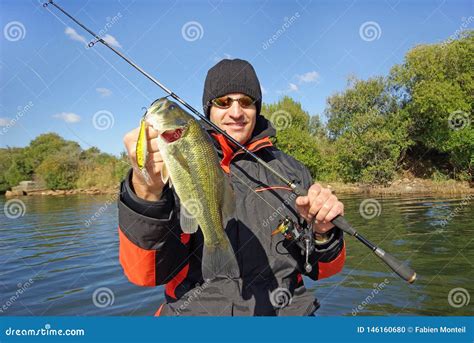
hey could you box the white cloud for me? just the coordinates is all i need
[213,53,232,63]
[65,27,87,45]
[261,86,268,95]
[288,83,299,92]
[96,87,113,97]
[296,71,319,84]
[0,118,12,127]
[276,83,299,94]
[53,112,81,123]
[102,34,122,48]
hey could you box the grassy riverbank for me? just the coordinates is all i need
[325,178,473,195]
[4,178,472,197]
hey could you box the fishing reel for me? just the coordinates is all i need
[272,217,315,273]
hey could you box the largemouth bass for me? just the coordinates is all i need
[136,97,239,281]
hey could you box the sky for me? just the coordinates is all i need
[0,0,472,155]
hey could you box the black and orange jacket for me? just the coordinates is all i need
[118,116,346,316]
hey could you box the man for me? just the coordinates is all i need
[119,59,346,316]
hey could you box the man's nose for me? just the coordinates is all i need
[228,101,244,119]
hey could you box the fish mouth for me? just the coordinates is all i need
[161,127,185,143]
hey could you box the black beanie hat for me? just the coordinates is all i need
[202,58,262,117]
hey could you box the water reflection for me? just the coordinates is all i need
[0,194,472,316]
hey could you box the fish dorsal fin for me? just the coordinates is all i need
[180,204,199,234]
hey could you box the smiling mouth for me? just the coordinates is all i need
[224,122,247,127]
[161,128,184,143]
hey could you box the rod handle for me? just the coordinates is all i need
[374,248,417,284]
[292,184,357,236]
[291,184,307,196]
[331,215,358,236]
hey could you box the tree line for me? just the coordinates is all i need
[263,31,472,184]
[0,31,472,192]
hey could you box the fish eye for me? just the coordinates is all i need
[168,104,176,110]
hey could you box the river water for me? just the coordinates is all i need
[0,193,472,316]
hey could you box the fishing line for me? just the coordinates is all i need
[43,0,416,284]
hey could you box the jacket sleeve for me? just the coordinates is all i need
[118,169,190,287]
[299,165,346,281]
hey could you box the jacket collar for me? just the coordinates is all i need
[208,115,275,173]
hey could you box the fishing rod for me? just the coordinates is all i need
[43,0,416,284]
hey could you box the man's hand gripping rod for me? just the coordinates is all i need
[290,184,416,284]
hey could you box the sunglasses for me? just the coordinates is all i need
[210,95,256,109]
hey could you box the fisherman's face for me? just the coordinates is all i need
[209,93,257,145]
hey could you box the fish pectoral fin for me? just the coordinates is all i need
[161,163,171,186]
[179,206,199,234]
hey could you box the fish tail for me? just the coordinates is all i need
[201,243,240,281]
